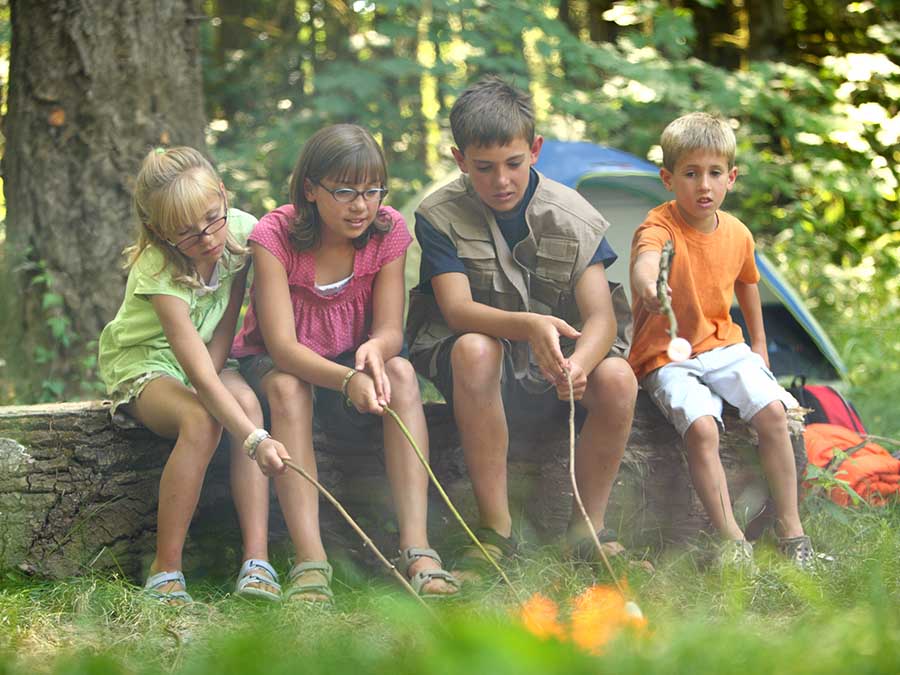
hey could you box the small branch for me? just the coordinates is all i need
[658,240,677,340]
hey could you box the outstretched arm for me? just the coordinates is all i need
[432,271,581,383]
[631,249,667,314]
[735,280,769,367]
[152,292,288,475]
[206,261,250,372]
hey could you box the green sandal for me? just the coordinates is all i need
[566,527,626,562]
[397,547,460,597]
[453,527,519,581]
[284,561,334,604]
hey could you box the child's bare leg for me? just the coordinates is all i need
[265,372,327,566]
[567,358,636,545]
[222,370,277,593]
[382,357,455,594]
[450,333,511,537]
[751,401,803,538]
[684,416,744,540]
[131,377,223,592]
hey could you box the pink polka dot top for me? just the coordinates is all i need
[232,204,412,359]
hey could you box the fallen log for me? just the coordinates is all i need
[0,396,805,579]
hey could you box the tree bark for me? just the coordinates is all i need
[2,0,206,401]
[0,395,805,580]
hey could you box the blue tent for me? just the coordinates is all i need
[535,140,846,380]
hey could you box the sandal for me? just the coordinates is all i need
[778,535,816,571]
[566,527,627,562]
[144,570,193,606]
[397,547,460,597]
[452,527,519,582]
[235,559,282,602]
[284,561,334,604]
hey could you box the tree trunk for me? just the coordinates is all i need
[0,395,806,580]
[2,0,207,401]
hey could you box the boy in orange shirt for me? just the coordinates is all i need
[629,112,813,570]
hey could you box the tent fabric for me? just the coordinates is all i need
[534,139,846,380]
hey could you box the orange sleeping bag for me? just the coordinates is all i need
[803,423,900,506]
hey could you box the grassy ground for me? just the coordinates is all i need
[2,501,899,674]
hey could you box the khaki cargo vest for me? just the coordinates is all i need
[407,171,631,390]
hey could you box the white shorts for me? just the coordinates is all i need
[641,342,798,438]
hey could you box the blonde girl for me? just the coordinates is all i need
[232,124,458,601]
[98,147,288,604]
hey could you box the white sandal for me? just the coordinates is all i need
[144,570,193,605]
[235,559,282,602]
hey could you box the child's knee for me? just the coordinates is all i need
[685,415,719,449]
[451,333,502,384]
[266,374,312,419]
[751,400,788,432]
[384,357,420,403]
[233,384,264,422]
[588,358,637,401]
[178,405,223,456]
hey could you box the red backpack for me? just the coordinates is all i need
[789,376,866,434]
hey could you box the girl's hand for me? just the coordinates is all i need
[347,370,384,415]
[255,437,289,476]
[355,340,390,406]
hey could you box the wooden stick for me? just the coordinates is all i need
[280,457,435,615]
[658,240,677,340]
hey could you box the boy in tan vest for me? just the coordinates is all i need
[629,112,814,570]
[406,76,637,580]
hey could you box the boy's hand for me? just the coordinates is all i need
[255,437,289,476]
[527,314,581,382]
[554,360,587,401]
[638,280,669,314]
[347,370,385,416]
[355,340,390,406]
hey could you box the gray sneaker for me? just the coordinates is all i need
[778,535,816,571]
[718,538,757,574]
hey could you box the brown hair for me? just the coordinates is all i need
[449,76,535,153]
[126,146,247,287]
[287,124,391,252]
[660,112,736,171]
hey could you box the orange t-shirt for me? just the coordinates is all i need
[627,201,760,380]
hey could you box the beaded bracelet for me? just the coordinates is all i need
[243,428,270,460]
[341,367,361,405]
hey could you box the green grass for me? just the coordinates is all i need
[2,502,900,674]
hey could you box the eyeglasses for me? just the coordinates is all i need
[169,198,228,251]
[316,183,389,204]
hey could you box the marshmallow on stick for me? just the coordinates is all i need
[657,240,691,362]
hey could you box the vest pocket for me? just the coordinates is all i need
[458,237,496,298]
[535,237,578,282]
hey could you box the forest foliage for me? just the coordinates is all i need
[0,0,898,431]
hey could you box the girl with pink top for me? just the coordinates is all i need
[232,124,459,602]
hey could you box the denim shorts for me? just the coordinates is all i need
[641,342,798,438]
[237,349,380,441]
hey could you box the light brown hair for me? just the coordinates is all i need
[660,112,736,171]
[287,124,391,252]
[449,76,535,153]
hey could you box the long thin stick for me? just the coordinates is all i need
[658,240,677,340]
[564,371,626,596]
[382,406,523,603]
[280,457,434,614]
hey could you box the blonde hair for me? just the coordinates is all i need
[660,113,736,171]
[125,146,248,288]
[288,124,391,252]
